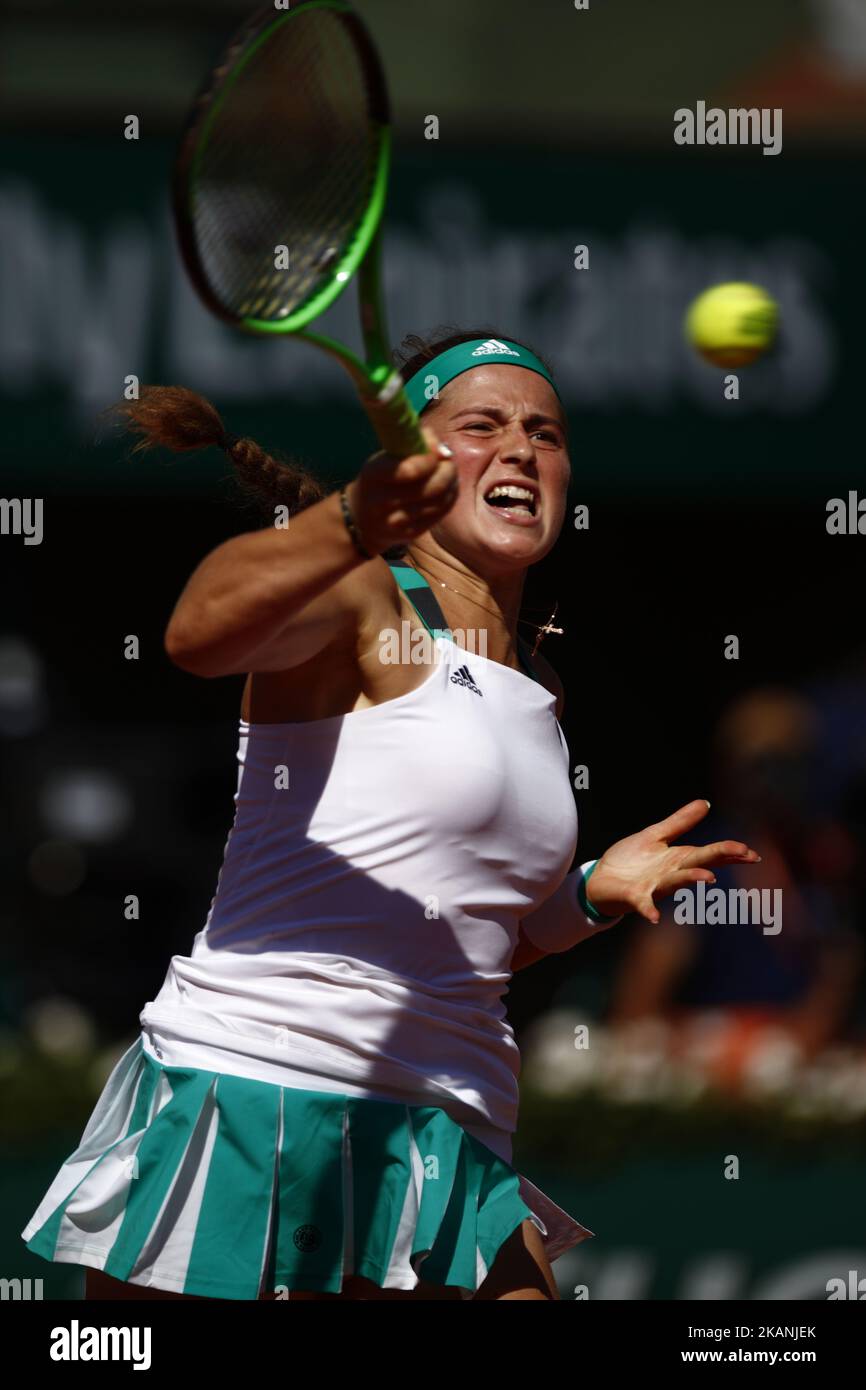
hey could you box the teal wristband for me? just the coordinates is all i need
[577,860,620,925]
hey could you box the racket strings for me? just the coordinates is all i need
[191,11,379,322]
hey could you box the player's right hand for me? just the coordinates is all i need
[344,426,459,555]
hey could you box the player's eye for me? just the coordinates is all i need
[534,429,559,443]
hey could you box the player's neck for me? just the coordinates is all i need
[404,547,526,663]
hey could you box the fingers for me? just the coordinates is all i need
[649,798,712,843]
[422,424,452,458]
[639,868,716,915]
[353,429,460,550]
[642,853,764,921]
[665,868,717,891]
[678,842,762,869]
[714,841,761,862]
[386,427,453,493]
[383,470,458,537]
[609,823,762,930]
[637,896,661,926]
[386,454,457,515]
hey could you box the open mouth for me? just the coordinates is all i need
[483,485,538,518]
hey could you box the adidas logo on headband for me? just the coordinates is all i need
[471,339,521,357]
[403,335,561,415]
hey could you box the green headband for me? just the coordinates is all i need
[403,337,562,415]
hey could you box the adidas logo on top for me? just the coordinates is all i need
[450,663,483,696]
[471,339,520,358]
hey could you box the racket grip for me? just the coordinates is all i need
[360,377,428,459]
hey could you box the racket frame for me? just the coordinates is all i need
[172,0,427,455]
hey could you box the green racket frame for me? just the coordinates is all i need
[173,0,427,458]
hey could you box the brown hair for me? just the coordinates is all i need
[111,324,560,558]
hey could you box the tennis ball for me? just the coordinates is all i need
[685,282,779,368]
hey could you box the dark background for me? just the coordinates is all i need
[2,0,865,1300]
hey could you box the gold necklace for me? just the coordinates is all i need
[407,557,507,624]
[405,556,564,659]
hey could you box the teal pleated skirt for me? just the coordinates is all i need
[21,1038,585,1299]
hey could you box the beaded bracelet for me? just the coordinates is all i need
[339,484,373,560]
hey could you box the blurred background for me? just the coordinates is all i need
[2,0,865,1300]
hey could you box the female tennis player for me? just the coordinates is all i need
[21,327,759,1301]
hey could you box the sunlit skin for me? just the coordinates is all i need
[405,363,761,926]
[404,363,570,639]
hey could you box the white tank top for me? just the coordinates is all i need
[140,560,578,1146]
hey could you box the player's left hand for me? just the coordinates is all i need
[586,799,761,926]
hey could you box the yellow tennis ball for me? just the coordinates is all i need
[685,282,779,368]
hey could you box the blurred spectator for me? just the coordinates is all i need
[608,687,864,1092]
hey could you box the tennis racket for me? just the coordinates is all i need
[172,0,427,460]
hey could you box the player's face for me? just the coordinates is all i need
[427,366,570,569]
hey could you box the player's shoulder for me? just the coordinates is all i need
[528,646,565,720]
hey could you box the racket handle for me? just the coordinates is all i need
[360,375,428,459]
